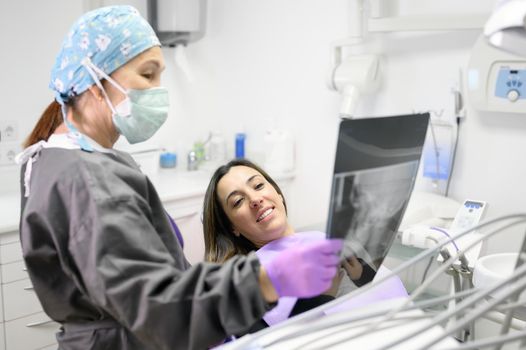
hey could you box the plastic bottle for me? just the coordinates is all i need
[193,141,205,162]
[235,133,246,158]
[209,132,227,164]
[264,129,294,174]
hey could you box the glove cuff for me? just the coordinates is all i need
[263,259,284,297]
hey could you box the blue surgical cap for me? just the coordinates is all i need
[50,5,160,105]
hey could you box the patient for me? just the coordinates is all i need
[203,159,376,332]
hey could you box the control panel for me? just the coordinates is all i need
[467,35,526,114]
[494,67,526,102]
[450,199,487,233]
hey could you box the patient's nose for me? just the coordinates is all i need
[250,198,263,209]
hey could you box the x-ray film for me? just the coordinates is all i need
[326,114,430,285]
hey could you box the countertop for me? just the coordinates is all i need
[0,169,213,235]
[0,168,297,234]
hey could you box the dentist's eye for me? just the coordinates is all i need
[142,72,154,80]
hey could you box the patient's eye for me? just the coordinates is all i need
[233,197,244,208]
[255,183,264,190]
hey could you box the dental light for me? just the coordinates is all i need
[484,0,526,57]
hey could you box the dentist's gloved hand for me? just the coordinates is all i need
[262,239,343,298]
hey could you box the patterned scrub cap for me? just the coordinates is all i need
[50,5,160,105]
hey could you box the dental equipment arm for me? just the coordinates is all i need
[328,54,380,118]
[417,263,526,350]
[314,219,526,350]
[372,218,526,350]
[484,0,526,57]
[221,214,526,350]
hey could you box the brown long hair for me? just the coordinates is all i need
[203,159,288,263]
[23,100,63,148]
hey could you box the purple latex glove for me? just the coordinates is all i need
[263,239,343,298]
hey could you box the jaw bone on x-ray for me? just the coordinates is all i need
[326,114,430,285]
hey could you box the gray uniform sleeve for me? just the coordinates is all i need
[69,192,271,349]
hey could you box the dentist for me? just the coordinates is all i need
[16,5,342,350]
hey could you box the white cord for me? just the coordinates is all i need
[373,219,526,350]
[417,264,526,350]
[314,221,526,350]
[288,289,480,350]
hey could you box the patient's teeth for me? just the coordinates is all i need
[257,208,273,222]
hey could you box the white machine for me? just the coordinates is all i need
[467,0,526,114]
[400,193,487,269]
[147,0,207,47]
[450,200,487,234]
[467,35,526,113]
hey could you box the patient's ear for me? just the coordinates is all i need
[232,229,241,237]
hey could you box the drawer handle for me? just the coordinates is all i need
[172,212,198,220]
[24,286,34,291]
[3,239,20,245]
[26,319,54,327]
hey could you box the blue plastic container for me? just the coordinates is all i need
[160,152,177,168]
[235,133,246,158]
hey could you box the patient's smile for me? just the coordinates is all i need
[257,207,274,222]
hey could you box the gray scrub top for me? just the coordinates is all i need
[19,147,272,350]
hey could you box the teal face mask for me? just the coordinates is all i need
[112,87,169,144]
[82,58,169,144]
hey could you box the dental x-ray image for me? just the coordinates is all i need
[326,114,430,286]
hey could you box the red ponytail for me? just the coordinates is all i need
[23,101,63,148]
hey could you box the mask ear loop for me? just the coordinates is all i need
[81,57,128,116]
[82,58,118,115]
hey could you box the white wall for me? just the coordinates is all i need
[0,0,84,192]
[157,0,348,232]
[2,0,526,254]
